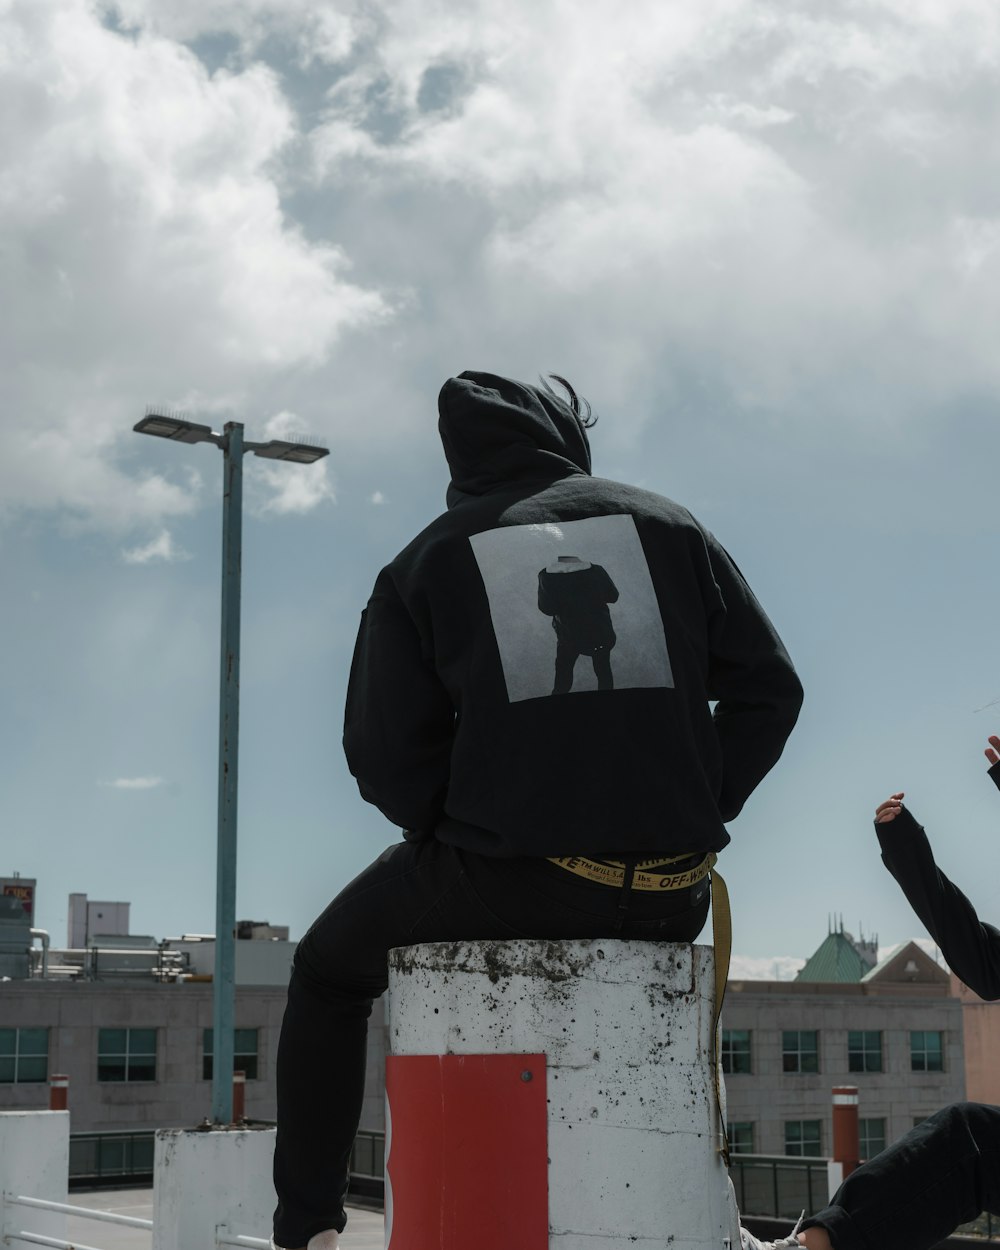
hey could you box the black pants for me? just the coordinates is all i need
[801,1102,1000,1250]
[553,639,614,693]
[272,838,710,1247]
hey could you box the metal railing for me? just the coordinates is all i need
[28,943,191,982]
[3,1192,274,1249]
[729,1153,829,1221]
[731,1155,1000,1241]
[2,1191,153,1250]
[69,1130,155,1187]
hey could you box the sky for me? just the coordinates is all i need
[4,0,1000,976]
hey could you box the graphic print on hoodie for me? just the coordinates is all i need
[469,513,674,702]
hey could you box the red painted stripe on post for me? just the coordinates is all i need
[49,1075,69,1111]
[385,1053,548,1250]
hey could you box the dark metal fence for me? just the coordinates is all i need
[729,1153,829,1220]
[69,1131,155,1187]
[64,1130,999,1238]
[67,1126,387,1195]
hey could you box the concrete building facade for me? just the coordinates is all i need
[949,973,1000,1106]
[0,975,389,1135]
[721,938,966,1158]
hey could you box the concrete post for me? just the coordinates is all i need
[827,1086,860,1200]
[48,1073,69,1111]
[386,938,736,1250]
[233,1070,246,1122]
[152,1125,276,1250]
[0,1111,68,1246]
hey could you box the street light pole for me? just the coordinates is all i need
[133,410,328,1123]
[213,421,243,1122]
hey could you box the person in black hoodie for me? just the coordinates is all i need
[744,735,1000,1250]
[538,553,619,692]
[270,371,803,1250]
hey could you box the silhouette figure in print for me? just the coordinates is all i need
[537,555,619,693]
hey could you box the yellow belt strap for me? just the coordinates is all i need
[710,866,732,1166]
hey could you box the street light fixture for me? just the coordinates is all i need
[134,413,219,445]
[133,409,329,1123]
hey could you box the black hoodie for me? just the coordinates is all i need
[876,764,1000,1000]
[343,371,803,858]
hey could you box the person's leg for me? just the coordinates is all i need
[799,1102,1000,1250]
[591,646,614,691]
[272,839,483,1247]
[553,638,578,693]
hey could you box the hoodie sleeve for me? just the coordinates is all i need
[703,536,804,822]
[343,569,455,836]
[876,778,1000,1000]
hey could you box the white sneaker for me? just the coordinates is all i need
[270,1232,339,1250]
[740,1211,805,1250]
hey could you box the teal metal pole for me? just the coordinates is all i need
[212,421,243,1123]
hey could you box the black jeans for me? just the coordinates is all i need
[801,1102,1000,1250]
[272,838,710,1247]
[553,638,614,692]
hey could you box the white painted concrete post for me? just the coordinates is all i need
[387,938,738,1250]
[152,1125,276,1250]
[0,1110,68,1245]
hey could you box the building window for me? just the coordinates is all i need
[848,1030,882,1073]
[721,1029,752,1074]
[910,1031,944,1072]
[784,1120,822,1157]
[0,1028,48,1084]
[859,1117,886,1160]
[203,1028,259,1080]
[782,1030,819,1073]
[97,1028,157,1082]
[728,1121,755,1154]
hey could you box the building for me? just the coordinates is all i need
[950,972,1000,1105]
[721,926,966,1158]
[0,883,389,1137]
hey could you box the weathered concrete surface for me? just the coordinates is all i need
[0,1110,68,1245]
[152,1124,275,1250]
[387,938,737,1249]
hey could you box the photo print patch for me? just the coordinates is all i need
[469,514,674,702]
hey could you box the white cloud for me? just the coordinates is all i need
[0,0,389,531]
[370,490,386,505]
[730,954,805,982]
[301,0,1000,428]
[245,410,336,514]
[121,529,191,564]
[252,460,335,514]
[7,0,1000,536]
[103,776,165,790]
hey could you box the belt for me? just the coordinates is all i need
[547,852,714,891]
[548,848,733,1166]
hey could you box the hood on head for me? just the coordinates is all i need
[438,371,593,507]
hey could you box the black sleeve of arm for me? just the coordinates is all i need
[704,537,804,822]
[343,571,455,836]
[877,805,1000,1000]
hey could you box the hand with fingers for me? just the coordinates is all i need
[985,734,1000,766]
[875,792,905,824]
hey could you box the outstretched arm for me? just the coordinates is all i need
[875,738,1000,1000]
